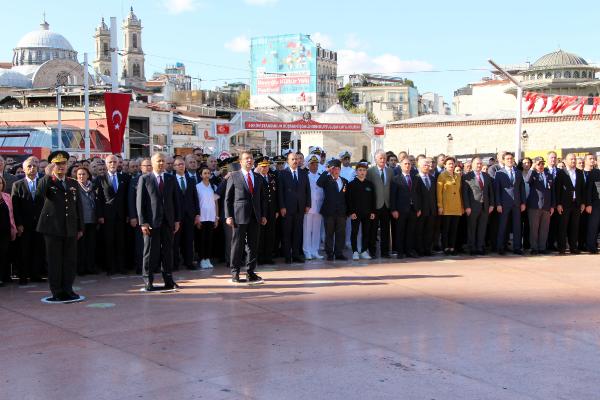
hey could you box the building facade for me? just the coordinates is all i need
[315,44,338,112]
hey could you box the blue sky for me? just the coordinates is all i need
[2,0,598,101]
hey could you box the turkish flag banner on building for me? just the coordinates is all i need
[104,93,131,154]
[216,124,230,134]
[373,126,385,136]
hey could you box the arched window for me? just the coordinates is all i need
[545,71,552,79]
[27,52,32,64]
[104,69,110,76]
[564,71,571,78]
[103,42,109,57]
[588,93,595,105]
[573,71,580,78]
[554,71,562,79]
[133,63,140,77]
[581,71,587,79]
[132,33,138,49]
[537,73,543,79]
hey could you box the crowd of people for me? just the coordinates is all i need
[0,145,598,300]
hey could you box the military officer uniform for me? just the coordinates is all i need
[36,151,84,302]
[256,157,279,264]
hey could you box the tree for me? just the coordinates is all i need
[350,106,379,124]
[338,83,354,110]
[237,89,250,109]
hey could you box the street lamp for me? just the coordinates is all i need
[488,59,523,162]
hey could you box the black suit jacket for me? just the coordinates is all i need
[462,171,494,210]
[316,173,348,218]
[555,168,585,208]
[128,173,142,220]
[225,170,265,224]
[174,174,200,220]
[259,171,279,218]
[390,173,417,213]
[277,168,311,215]
[35,175,84,238]
[11,178,43,230]
[586,169,600,206]
[414,174,437,216]
[95,172,130,221]
[136,173,181,229]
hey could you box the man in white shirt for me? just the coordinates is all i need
[303,155,324,260]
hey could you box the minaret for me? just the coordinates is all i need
[93,17,111,77]
[121,7,145,86]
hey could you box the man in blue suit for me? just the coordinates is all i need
[277,152,311,264]
[493,152,526,255]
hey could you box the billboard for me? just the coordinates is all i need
[250,34,317,109]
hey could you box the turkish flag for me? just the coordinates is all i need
[373,126,385,136]
[104,93,131,154]
[216,124,230,134]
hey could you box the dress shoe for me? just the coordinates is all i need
[144,284,155,292]
[19,278,29,286]
[570,249,581,255]
[540,250,550,255]
[66,292,80,301]
[381,254,392,259]
[263,259,275,265]
[326,255,334,261]
[336,254,348,261]
[396,253,405,259]
[292,256,306,263]
[558,251,566,256]
[407,251,420,258]
[231,274,242,284]
[31,276,46,283]
[530,249,539,255]
[478,250,487,256]
[513,249,524,255]
[498,250,506,255]
[163,282,180,290]
[285,258,293,265]
[469,250,478,256]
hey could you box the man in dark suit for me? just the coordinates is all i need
[255,156,278,265]
[544,151,560,250]
[136,152,181,291]
[493,152,526,255]
[128,158,152,274]
[11,156,45,284]
[36,151,84,302]
[277,152,311,263]
[413,157,437,256]
[0,155,17,194]
[462,157,494,255]
[390,157,419,258]
[96,154,130,274]
[555,153,586,254]
[317,159,348,261]
[225,150,267,284]
[527,157,555,255]
[173,156,200,270]
[366,150,394,258]
[585,156,600,253]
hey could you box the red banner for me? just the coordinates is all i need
[216,124,230,134]
[104,93,131,154]
[373,126,385,136]
[244,119,363,131]
[524,91,600,120]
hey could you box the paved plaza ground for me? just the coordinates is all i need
[1,254,599,399]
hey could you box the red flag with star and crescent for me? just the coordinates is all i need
[104,93,131,154]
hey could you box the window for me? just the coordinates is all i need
[564,71,571,78]
[537,73,543,79]
[545,71,552,79]
[103,42,109,57]
[588,94,595,105]
[104,69,110,76]
[554,71,562,79]
[132,33,138,49]
[133,63,141,77]
[573,71,580,78]
[581,71,587,79]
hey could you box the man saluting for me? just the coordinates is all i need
[36,151,84,302]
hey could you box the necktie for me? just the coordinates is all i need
[380,169,385,184]
[584,171,589,183]
[112,174,118,192]
[424,176,430,189]
[293,170,298,184]
[61,180,67,191]
[477,173,484,190]
[542,174,546,187]
[179,176,186,191]
[247,172,254,195]
[405,175,412,190]
[189,173,197,185]
[158,175,164,193]
[509,169,514,184]
[29,180,35,199]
